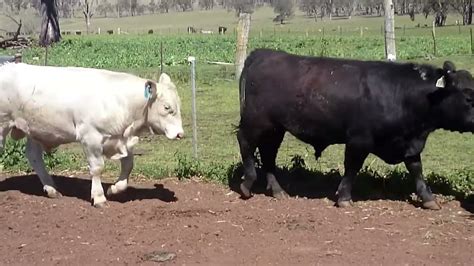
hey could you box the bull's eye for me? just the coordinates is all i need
[164,105,171,111]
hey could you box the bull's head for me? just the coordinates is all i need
[428,61,474,133]
[144,73,184,140]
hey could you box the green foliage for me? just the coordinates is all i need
[0,137,76,172]
[0,138,29,171]
[22,34,471,71]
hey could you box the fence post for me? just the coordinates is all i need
[235,13,251,80]
[384,0,396,61]
[44,46,48,66]
[188,56,198,160]
[160,41,164,74]
[432,21,437,56]
[14,53,22,63]
[471,28,473,55]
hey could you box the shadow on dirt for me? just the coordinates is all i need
[227,161,472,212]
[0,175,177,204]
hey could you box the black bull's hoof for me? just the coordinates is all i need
[422,200,441,210]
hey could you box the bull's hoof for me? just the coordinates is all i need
[93,201,108,208]
[273,190,289,200]
[422,200,441,210]
[44,186,62,198]
[92,195,108,208]
[337,200,353,208]
[106,185,121,197]
[106,186,114,197]
[240,183,252,199]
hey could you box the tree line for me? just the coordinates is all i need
[1,1,471,25]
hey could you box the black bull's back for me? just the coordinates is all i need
[237,48,474,209]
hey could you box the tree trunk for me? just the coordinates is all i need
[39,0,61,47]
[464,1,472,25]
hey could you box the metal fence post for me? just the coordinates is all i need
[44,46,48,66]
[188,56,198,159]
[160,41,164,74]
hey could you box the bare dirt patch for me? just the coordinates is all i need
[0,174,473,265]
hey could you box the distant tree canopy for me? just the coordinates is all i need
[0,0,471,25]
[271,0,294,24]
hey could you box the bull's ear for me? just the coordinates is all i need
[159,73,172,84]
[443,61,456,73]
[144,80,157,102]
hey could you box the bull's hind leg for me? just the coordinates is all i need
[25,138,62,198]
[237,128,258,198]
[259,130,288,199]
[106,153,134,196]
[404,155,441,210]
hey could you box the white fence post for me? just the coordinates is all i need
[188,56,198,159]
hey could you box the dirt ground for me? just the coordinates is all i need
[0,173,473,266]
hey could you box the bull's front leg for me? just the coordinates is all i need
[25,138,62,198]
[83,134,107,208]
[337,145,368,208]
[404,155,441,210]
[106,153,134,196]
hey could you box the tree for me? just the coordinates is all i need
[131,0,138,16]
[175,0,193,12]
[4,0,29,14]
[225,0,256,15]
[118,0,130,16]
[450,0,472,25]
[57,0,79,18]
[97,0,114,17]
[81,0,93,33]
[148,0,157,13]
[299,0,320,20]
[39,0,61,47]
[200,0,215,10]
[272,0,294,24]
[159,0,172,13]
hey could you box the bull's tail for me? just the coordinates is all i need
[238,49,263,114]
[237,49,266,131]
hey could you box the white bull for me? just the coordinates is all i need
[0,63,184,207]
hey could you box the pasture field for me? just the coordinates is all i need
[2,31,473,200]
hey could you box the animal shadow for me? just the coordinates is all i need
[227,163,341,202]
[227,162,461,207]
[0,174,177,204]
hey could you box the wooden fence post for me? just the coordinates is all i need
[432,21,437,56]
[384,0,396,60]
[14,53,22,63]
[471,28,473,55]
[235,13,251,80]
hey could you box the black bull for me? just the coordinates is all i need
[237,49,474,210]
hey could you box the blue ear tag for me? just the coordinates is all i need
[144,84,151,99]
